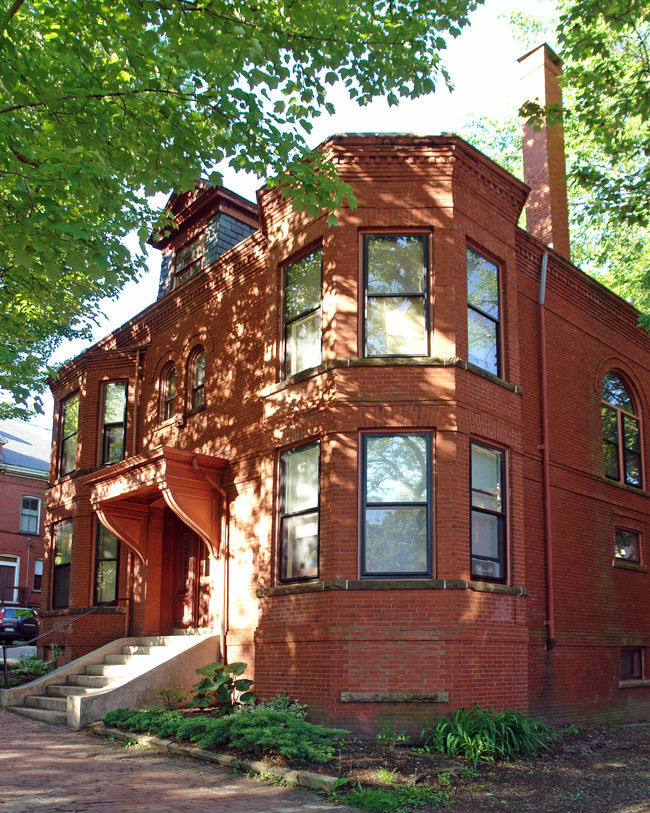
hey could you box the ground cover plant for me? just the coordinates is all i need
[101,705,347,765]
[99,665,649,812]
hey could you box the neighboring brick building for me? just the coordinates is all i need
[0,419,50,609]
[40,46,650,732]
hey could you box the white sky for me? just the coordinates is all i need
[28,0,557,428]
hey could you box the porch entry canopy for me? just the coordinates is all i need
[83,446,227,564]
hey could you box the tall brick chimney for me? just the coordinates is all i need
[519,44,570,259]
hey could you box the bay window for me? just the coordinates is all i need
[284,248,322,377]
[471,441,506,580]
[467,247,500,376]
[279,442,320,581]
[363,234,428,357]
[362,433,431,577]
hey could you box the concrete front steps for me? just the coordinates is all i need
[1,634,219,729]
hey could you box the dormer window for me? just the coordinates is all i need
[173,235,205,288]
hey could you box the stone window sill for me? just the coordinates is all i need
[613,560,647,573]
[618,678,650,689]
[258,578,528,598]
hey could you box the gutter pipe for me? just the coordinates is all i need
[538,252,556,650]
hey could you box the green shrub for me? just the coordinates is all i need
[421,705,555,768]
[241,694,307,719]
[101,706,348,764]
[205,708,347,763]
[12,644,62,678]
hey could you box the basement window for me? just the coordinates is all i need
[615,529,641,564]
[621,648,644,681]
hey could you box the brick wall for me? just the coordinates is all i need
[43,134,650,732]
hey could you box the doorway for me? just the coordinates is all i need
[161,512,212,632]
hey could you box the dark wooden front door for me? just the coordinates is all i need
[161,512,211,632]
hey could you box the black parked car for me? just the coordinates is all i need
[0,605,40,644]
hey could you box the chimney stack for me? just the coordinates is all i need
[519,44,570,259]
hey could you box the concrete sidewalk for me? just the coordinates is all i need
[0,710,358,812]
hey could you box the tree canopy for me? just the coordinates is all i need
[464,2,650,323]
[0,0,482,418]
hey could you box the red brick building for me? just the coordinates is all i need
[0,419,50,609]
[40,46,650,732]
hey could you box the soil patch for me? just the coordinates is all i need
[250,721,650,811]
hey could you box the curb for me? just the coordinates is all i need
[93,725,341,791]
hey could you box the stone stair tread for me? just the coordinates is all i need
[67,675,114,688]
[47,684,95,697]
[8,633,213,729]
[104,654,132,665]
[8,706,67,725]
[85,664,126,677]
[26,696,66,711]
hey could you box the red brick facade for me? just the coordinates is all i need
[42,131,650,735]
[0,421,49,609]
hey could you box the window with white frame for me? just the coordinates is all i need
[0,555,19,603]
[362,433,432,577]
[471,441,506,581]
[284,248,322,377]
[279,442,320,581]
[363,235,428,357]
[20,496,41,534]
[33,558,43,592]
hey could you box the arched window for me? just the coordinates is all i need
[602,372,641,487]
[190,349,205,410]
[162,364,176,421]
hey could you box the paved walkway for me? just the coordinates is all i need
[0,710,357,812]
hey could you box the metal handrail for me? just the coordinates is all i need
[2,597,132,689]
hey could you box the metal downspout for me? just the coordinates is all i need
[539,252,556,650]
